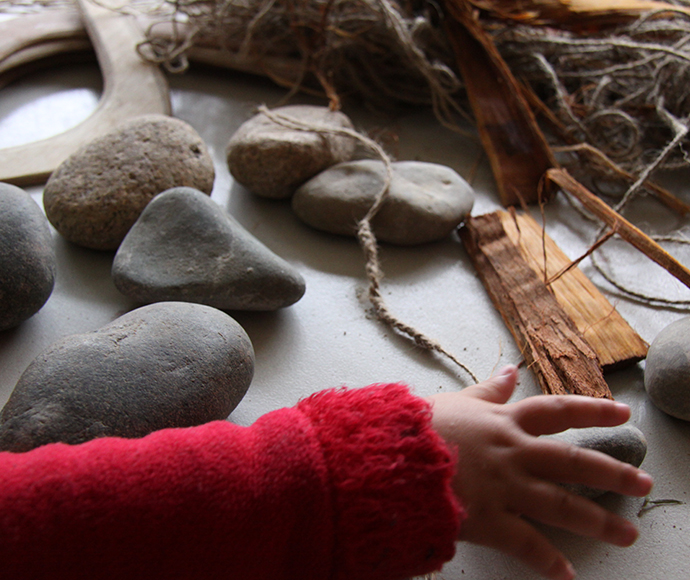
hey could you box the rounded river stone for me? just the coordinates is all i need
[0,302,254,451]
[112,187,306,310]
[226,105,356,199]
[0,182,56,331]
[292,159,475,245]
[43,114,215,250]
[547,424,647,498]
[645,316,690,421]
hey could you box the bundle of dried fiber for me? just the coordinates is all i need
[137,0,468,126]
[4,0,690,178]
[135,0,690,175]
[494,8,690,177]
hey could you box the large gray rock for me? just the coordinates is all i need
[227,105,356,199]
[0,182,56,331]
[112,187,306,310]
[644,316,690,421]
[292,159,475,245]
[43,114,215,250]
[0,302,254,451]
[547,424,648,498]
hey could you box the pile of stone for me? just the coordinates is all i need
[227,104,475,245]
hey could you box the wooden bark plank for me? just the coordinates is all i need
[499,211,648,370]
[443,1,556,207]
[459,212,612,398]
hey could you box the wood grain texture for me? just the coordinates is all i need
[460,212,613,398]
[499,210,648,370]
[0,1,170,186]
[443,1,556,207]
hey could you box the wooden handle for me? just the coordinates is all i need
[0,2,170,186]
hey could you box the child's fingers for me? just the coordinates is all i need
[460,512,575,580]
[525,439,653,496]
[510,478,639,547]
[509,394,631,436]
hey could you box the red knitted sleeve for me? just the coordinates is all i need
[297,383,464,580]
[0,383,462,580]
[0,407,334,580]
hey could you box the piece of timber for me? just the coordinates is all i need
[498,210,648,370]
[443,0,556,207]
[459,212,613,398]
[0,1,170,186]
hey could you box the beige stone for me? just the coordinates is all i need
[292,159,475,245]
[226,105,356,199]
[43,114,215,250]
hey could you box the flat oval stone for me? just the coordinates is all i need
[112,187,306,310]
[43,114,215,250]
[292,159,475,245]
[547,424,648,498]
[0,302,254,451]
[226,105,356,199]
[0,182,56,331]
[644,316,690,420]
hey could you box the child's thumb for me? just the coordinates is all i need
[463,365,518,404]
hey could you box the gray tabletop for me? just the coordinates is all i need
[1,59,689,580]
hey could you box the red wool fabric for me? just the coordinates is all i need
[0,383,463,580]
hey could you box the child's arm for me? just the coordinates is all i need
[428,365,654,580]
[0,368,652,580]
[0,383,460,580]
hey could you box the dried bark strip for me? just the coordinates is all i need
[546,168,690,289]
[460,212,612,398]
[499,211,648,370]
[466,0,690,28]
[443,1,556,207]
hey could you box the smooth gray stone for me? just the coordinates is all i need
[227,105,356,199]
[292,159,475,245]
[0,302,254,451]
[43,114,215,250]
[112,187,306,310]
[644,316,690,421]
[547,424,648,498]
[0,182,56,331]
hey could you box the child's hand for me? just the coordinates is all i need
[427,365,653,580]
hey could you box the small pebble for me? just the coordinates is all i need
[43,114,215,250]
[226,105,356,199]
[547,424,647,498]
[112,187,306,310]
[644,316,690,421]
[291,159,475,245]
[0,302,254,451]
[0,182,56,331]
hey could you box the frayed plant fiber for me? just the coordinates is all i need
[495,10,690,176]
[142,0,690,174]
[5,0,690,175]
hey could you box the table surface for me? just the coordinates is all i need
[1,51,689,580]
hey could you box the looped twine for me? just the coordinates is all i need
[257,105,478,384]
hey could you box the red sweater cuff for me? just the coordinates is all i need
[297,383,463,580]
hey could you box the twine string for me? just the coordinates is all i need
[257,106,478,384]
